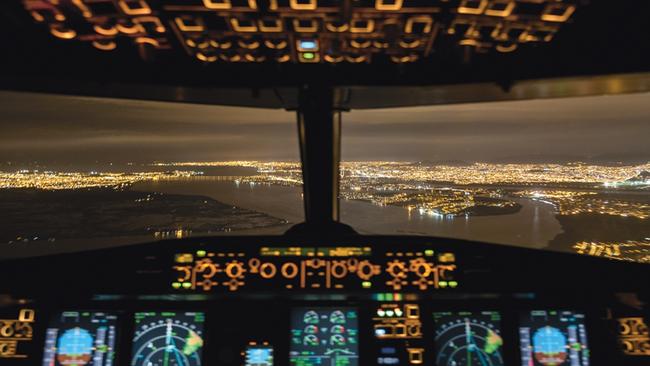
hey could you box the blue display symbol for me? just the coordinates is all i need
[57,327,94,365]
[246,347,273,366]
[533,326,568,365]
[299,40,317,50]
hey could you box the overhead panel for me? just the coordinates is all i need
[22,0,579,64]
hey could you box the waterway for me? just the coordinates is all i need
[134,178,563,249]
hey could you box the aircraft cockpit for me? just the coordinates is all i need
[0,1,649,365]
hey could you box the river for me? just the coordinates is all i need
[134,178,563,249]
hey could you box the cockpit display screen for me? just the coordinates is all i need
[131,312,205,366]
[519,310,590,366]
[246,346,274,366]
[290,307,359,366]
[42,311,118,366]
[433,311,504,366]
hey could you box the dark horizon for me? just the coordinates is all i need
[1,90,649,166]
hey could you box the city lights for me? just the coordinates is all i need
[0,170,202,190]
[1,161,648,261]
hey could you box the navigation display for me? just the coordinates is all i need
[433,311,504,366]
[42,311,118,366]
[246,346,273,366]
[519,310,590,366]
[131,312,205,366]
[290,308,359,366]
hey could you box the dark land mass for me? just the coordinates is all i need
[351,192,522,217]
[550,214,649,250]
[593,191,650,203]
[462,197,522,216]
[0,188,286,244]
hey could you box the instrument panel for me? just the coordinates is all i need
[0,303,641,366]
[0,235,647,365]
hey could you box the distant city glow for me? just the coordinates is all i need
[0,170,202,190]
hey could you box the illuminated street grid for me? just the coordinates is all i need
[573,240,650,263]
[159,161,649,219]
[3,162,647,218]
[512,190,649,219]
[340,162,650,185]
[1,161,649,261]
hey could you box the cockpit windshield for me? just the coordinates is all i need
[0,91,303,258]
[340,93,650,262]
[1,91,649,263]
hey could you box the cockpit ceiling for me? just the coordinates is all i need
[22,0,578,65]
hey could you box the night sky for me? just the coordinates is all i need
[1,90,648,165]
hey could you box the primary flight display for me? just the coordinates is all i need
[519,310,590,366]
[42,311,118,366]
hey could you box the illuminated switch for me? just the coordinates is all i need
[203,0,232,9]
[458,0,488,15]
[375,0,403,11]
[438,252,455,263]
[118,0,152,15]
[485,0,516,17]
[298,52,320,63]
[175,253,194,263]
[293,19,319,32]
[405,304,420,319]
[350,19,374,33]
[407,348,424,365]
[375,325,392,338]
[290,0,317,10]
[259,19,283,32]
[407,324,422,337]
[395,324,407,336]
[297,39,319,51]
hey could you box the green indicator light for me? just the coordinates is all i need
[182,282,192,289]
[424,249,434,256]
[386,293,394,301]
[303,52,315,60]
[376,293,385,301]
[362,281,372,289]
[449,281,458,288]
[172,282,181,289]
[196,250,206,257]
[439,281,448,288]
